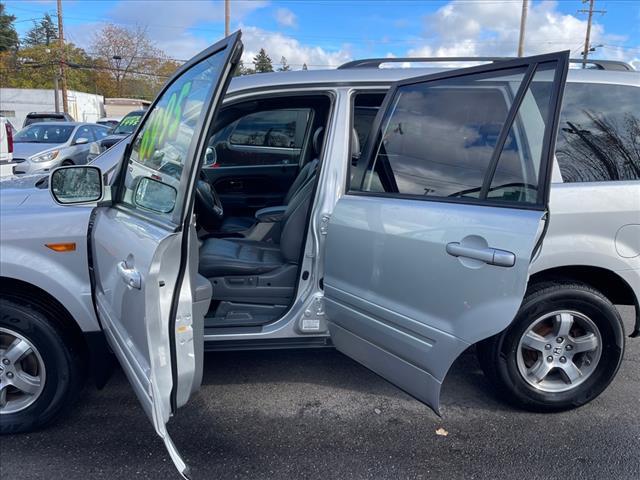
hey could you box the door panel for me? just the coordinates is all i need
[202,164,298,215]
[324,52,569,413]
[90,32,242,478]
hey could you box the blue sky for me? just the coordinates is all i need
[6,0,639,68]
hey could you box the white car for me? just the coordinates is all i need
[0,116,16,177]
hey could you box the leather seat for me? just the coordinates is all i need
[199,176,315,279]
[218,127,325,233]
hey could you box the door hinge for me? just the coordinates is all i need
[319,214,331,235]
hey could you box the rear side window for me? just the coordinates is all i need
[355,63,558,205]
[532,82,640,182]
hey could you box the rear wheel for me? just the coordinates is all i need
[0,298,84,433]
[477,281,625,411]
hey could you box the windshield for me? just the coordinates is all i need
[113,112,143,135]
[14,124,74,144]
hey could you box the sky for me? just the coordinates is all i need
[5,0,640,69]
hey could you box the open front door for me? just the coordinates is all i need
[89,32,242,478]
[324,52,569,414]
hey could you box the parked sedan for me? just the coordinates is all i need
[11,122,109,175]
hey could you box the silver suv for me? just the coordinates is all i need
[1,32,638,477]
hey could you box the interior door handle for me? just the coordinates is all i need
[117,261,142,289]
[446,242,516,267]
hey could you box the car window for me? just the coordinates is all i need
[531,82,640,183]
[14,124,74,143]
[92,126,109,140]
[119,50,227,222]
[113,112,144,135]
[355,63,558,206]
[209,108,312,167]
[73,125,94,143]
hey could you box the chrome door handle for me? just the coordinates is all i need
[117,261,142,289]
[446,242,516,267]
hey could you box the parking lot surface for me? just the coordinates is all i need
[1,308,638,480]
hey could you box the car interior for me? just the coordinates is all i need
[194,94,333,328]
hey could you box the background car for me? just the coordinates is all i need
[87,110,145,162]
[0,116,16,177]
[11,122,110,175]
[95,117,121,130]
[22,112,75,128]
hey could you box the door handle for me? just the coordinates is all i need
[117,261,142,289]
[446,242,516,267]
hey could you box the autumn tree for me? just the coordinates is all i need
[277,56,291,72]
[0,3,19,52]
[23,13,58,47]
[253,48,273,73]
[91,23,162,97]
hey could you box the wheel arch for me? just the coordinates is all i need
[529,265,639,337]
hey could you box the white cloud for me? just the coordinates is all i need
[275,7,297,28]
[240,25,351,69]
[408,0,638,66]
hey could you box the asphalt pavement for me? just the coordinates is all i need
[1,307,638,480]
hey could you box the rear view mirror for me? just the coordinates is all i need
[134,177,177,214]
[50,165,103,205]
[74,137,89,145]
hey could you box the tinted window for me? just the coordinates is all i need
[357,64,557,205]
[92,126,109,140]
[113,112,144,135]
[209,108,312,167]
[14,124,74,143]
[532,82,639,182]
[73,125,94,142]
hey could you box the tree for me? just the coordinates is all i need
[277,56,291,72]
[91,23,162,97]
[23,13,58,47]
[0,3,19,52]
[253,48,273,73]
[301,63,308,71]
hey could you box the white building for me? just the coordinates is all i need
[0,88,105,128]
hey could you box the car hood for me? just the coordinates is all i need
[13,143,63,159]
[0,174,49,206]
[99,133,129,147]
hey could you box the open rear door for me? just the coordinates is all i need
[89,32,242,478]
[324,52,569,413]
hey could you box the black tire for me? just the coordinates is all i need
[0,297,84,434]
[477,281,625,412]
[61,160,74,166]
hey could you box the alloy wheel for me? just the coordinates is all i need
[0,327,47,414]
[516,310,602,393]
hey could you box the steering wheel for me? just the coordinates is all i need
[195,171,224,222]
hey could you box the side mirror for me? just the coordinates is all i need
[134,177,177,214]
[74,137,89,145]
[50,165,103,205]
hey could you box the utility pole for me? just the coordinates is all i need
[56,0,68,113]
[225,0,230,37]
[578,0,606,67]
[517,0,529,57]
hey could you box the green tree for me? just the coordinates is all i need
[23,13,58,47]
[0,3,19,52]
[277,56,291,72]
[253,48,273,73]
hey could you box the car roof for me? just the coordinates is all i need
[24,121,89,127]
[227,65,640,95]
[26,112,71,117]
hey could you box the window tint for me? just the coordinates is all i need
[357,64,557,205]
[532,82,640,182]
[14,124,74,143]
[92,126,109,140]
[209,108,312,167]
[119,50,226,220]
[230,109,309,148]
[73,125,94,143]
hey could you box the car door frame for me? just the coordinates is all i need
[324,51,569,413]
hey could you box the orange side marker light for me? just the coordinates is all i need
[45,242,76,252]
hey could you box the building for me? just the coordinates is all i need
[0,88,105,128]
[104,98,151,118]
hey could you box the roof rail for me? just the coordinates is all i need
[337,57,635,72]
